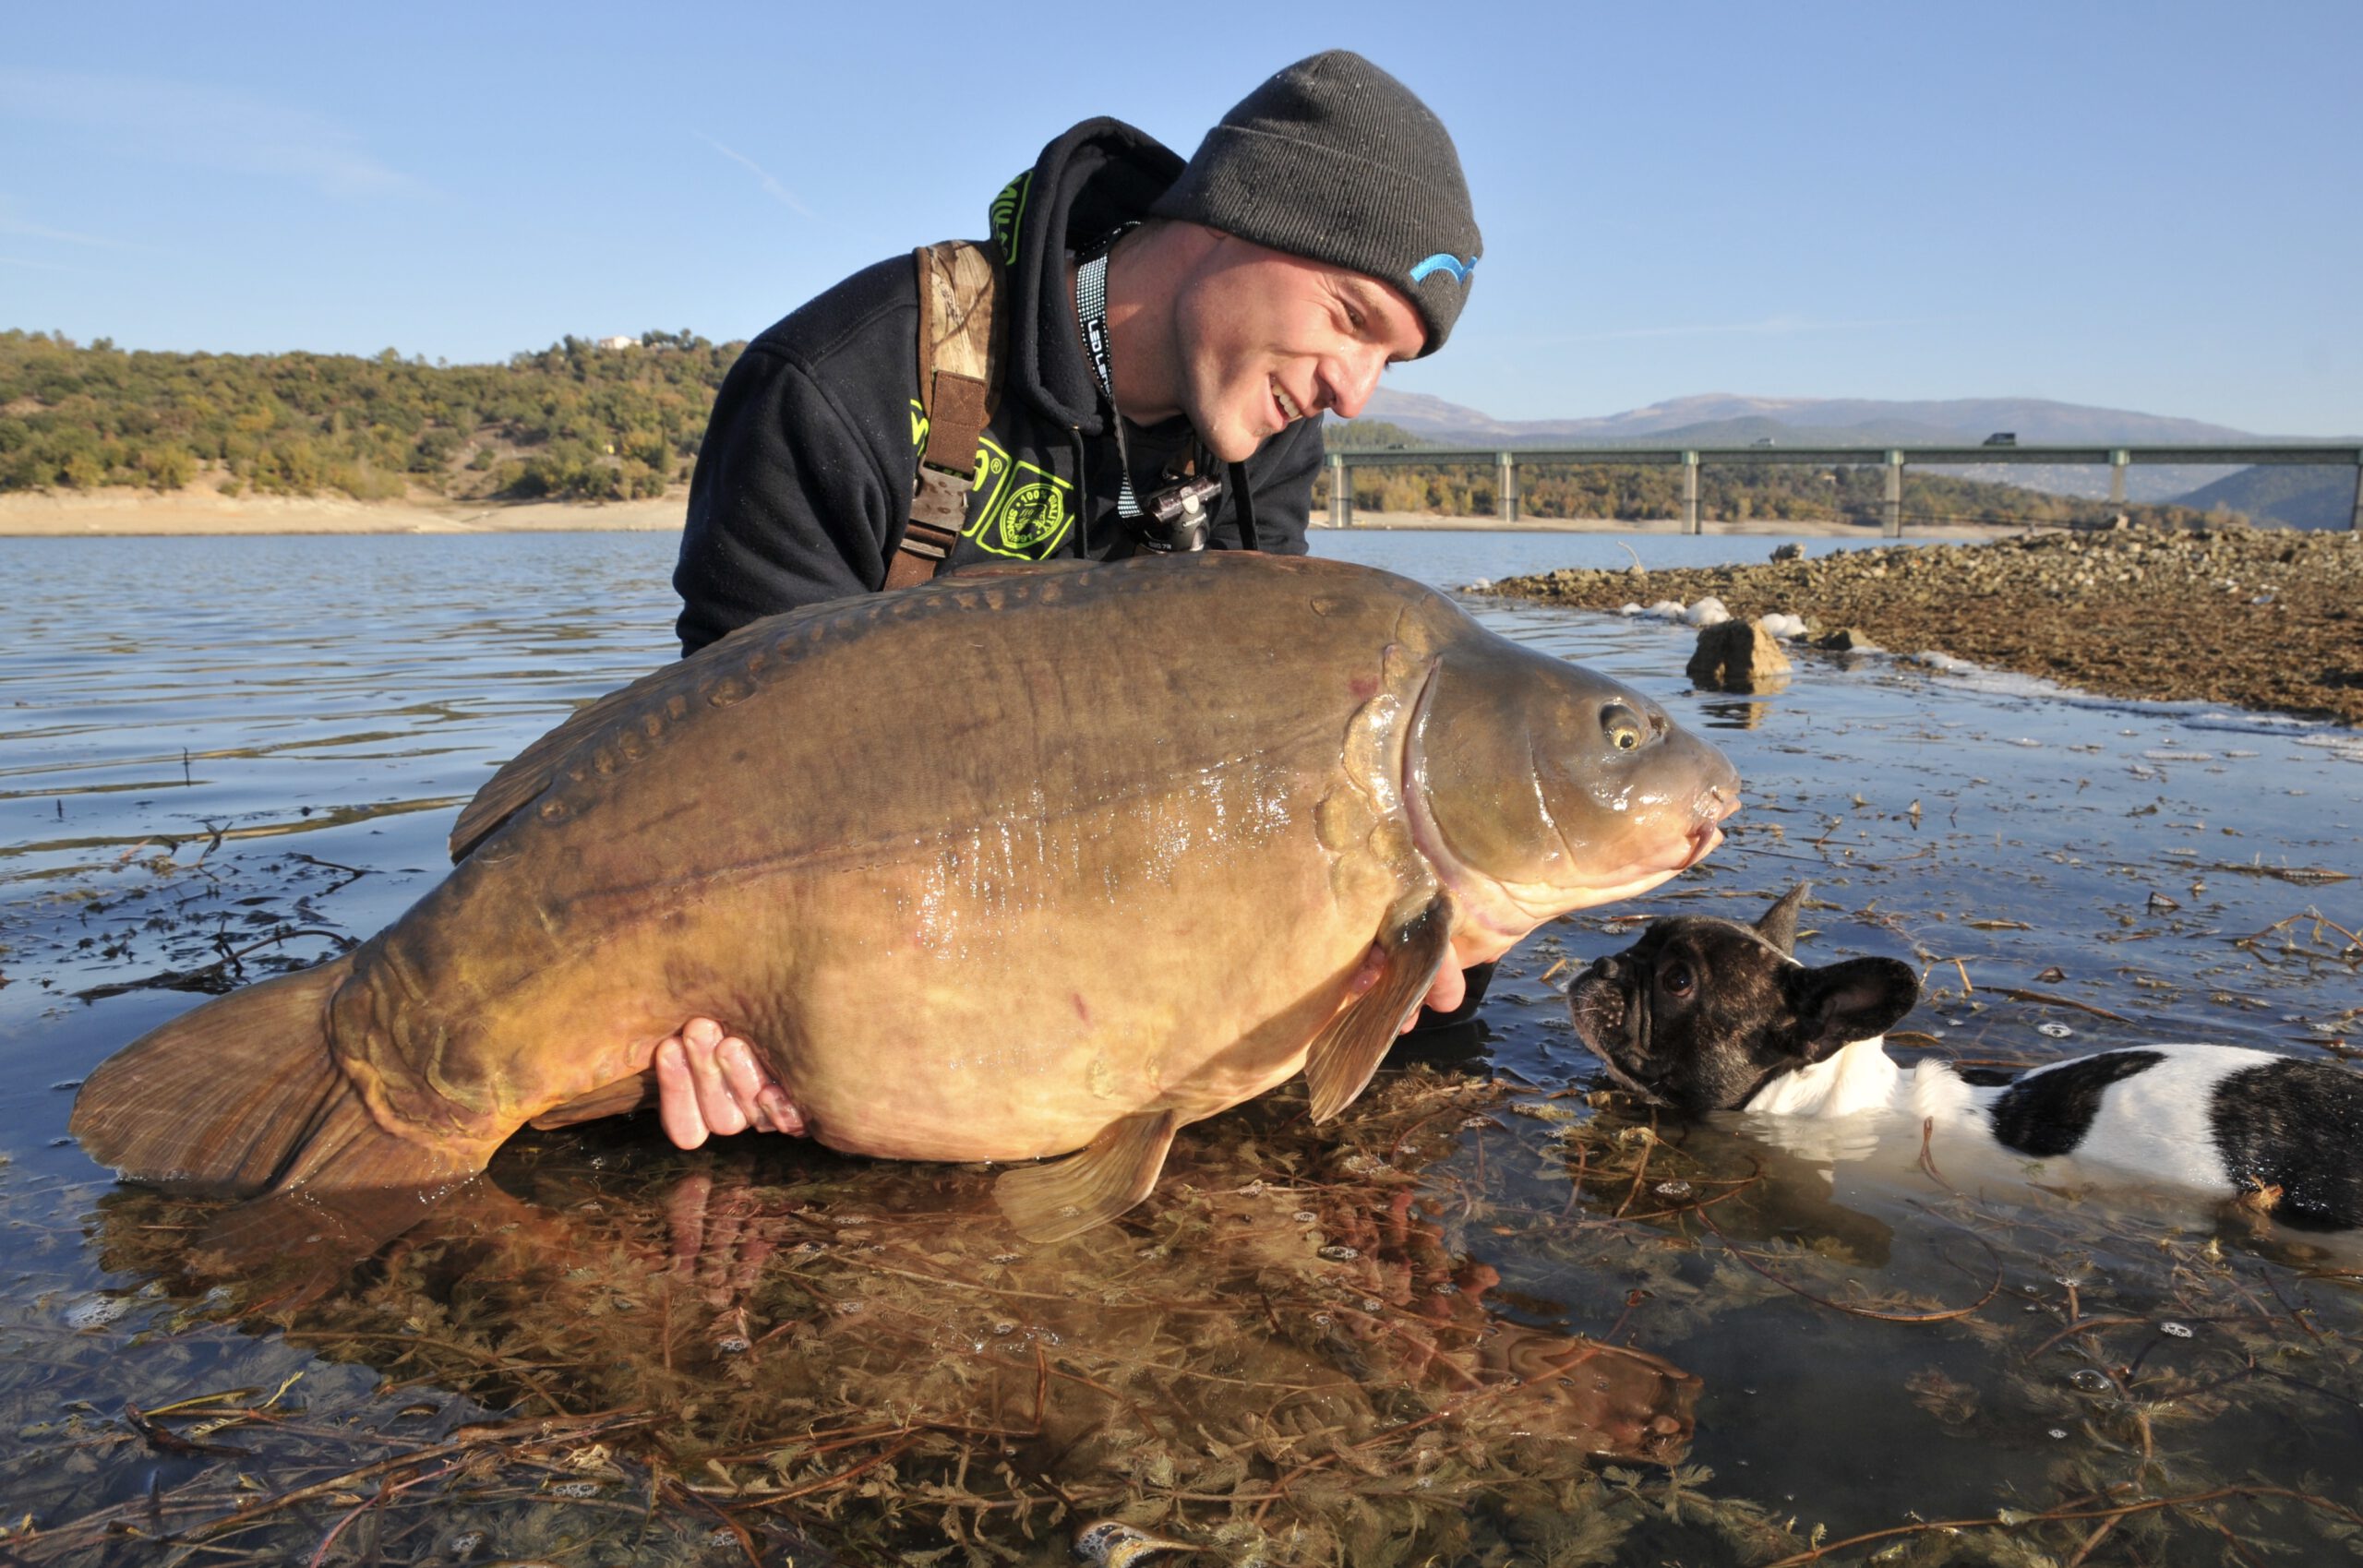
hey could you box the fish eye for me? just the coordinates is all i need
[1602,702,1644,751]
[1661,964,1695,998]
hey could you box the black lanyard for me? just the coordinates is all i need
[1075,229,1257,554]
[1074,233,1146,521]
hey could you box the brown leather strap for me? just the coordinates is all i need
[893,240,1002,588]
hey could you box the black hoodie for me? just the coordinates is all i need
[672,118,1323,654]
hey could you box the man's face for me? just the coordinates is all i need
[1170,234,1428,463]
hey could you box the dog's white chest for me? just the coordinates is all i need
[1745,1040,2291,1200]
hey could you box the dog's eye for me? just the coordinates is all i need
[1602,702,1644,751]
[1662,964,1695,998]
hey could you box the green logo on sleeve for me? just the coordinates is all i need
[993,482,1067,553]
[969,445,1069,559]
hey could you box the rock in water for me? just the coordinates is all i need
[73,555,1739,1241]
[1686,618,1793,694]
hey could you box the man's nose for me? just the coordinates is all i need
[1323,347,1387,420]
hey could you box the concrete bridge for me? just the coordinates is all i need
[1321,443,2363,534]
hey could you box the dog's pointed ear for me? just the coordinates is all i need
[1789,957,1919,1058]
[1756,883,1811,956]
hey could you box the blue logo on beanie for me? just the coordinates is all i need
[1409,253,1476,286]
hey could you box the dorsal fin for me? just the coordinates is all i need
[942,558,1099,581]
[450,678,652,861]
[449,616,775,863]
[449,563,1114,864]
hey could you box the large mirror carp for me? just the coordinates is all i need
[74,554,1738,1240]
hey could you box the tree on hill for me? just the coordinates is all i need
[1324,418,1433,450]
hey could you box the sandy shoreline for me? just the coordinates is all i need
[0,488,690,536]
[0,488,2022,542]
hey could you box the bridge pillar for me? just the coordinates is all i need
[1496,450,1517,522]
[1328,452,1349,528]
[2110,449,2129,508]
[1883,451,1905,537]
[1682,451,1700,534]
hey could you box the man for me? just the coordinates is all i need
[655,49,1487,1146]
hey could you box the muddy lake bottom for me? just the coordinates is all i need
[1,531,2359,1566]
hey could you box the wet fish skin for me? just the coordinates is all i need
[71,553,1737,1236]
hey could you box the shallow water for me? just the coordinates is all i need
[2,531,2358,1565]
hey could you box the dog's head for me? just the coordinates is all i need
[1565,885,1921,1112]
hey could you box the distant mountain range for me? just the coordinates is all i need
[2175,466,2357,530]
[1355,390,2358,517]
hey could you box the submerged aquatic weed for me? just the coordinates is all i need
[18,1071,1713,1565]
[14,862,2363,1564]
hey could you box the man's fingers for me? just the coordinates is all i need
[718,1036,768,1128]
[758,1087,808,1137]
[654,1036,710,1150]
[690,1032,752,1138]
[659,1018,797,1143]
[668,1016,753,1138]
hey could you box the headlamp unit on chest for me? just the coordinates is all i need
[1134,470,1224,553]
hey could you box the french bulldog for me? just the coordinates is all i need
[1565,885,2362,1228]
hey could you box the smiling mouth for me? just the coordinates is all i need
[1271,381,1305,424]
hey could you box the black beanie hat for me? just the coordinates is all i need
[1149,50,1481,357]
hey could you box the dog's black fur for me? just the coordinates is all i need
[1564,885,1916,1113]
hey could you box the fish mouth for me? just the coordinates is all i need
[1680,787,1739,869]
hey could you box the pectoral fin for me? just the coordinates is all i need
[527,1069,659,1131]
[1304,895,1452,1123]
[993,1109,1180,1243]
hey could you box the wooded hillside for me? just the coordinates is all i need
[0,337,2255,530]
[0,330,740,502]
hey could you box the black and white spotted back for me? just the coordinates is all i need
[1968,1045,2362,1227]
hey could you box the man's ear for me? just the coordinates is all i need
[1788,957,1919,1058]
[1756,883,1811,956]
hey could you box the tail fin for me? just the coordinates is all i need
[70,955,476,1200]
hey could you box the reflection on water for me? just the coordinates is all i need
[1,532,2358,1565]
[52,1080,1696,1565]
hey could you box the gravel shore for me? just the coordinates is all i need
[1494,522,2363,725]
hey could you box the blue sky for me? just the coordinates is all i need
[5,1,2357,435]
